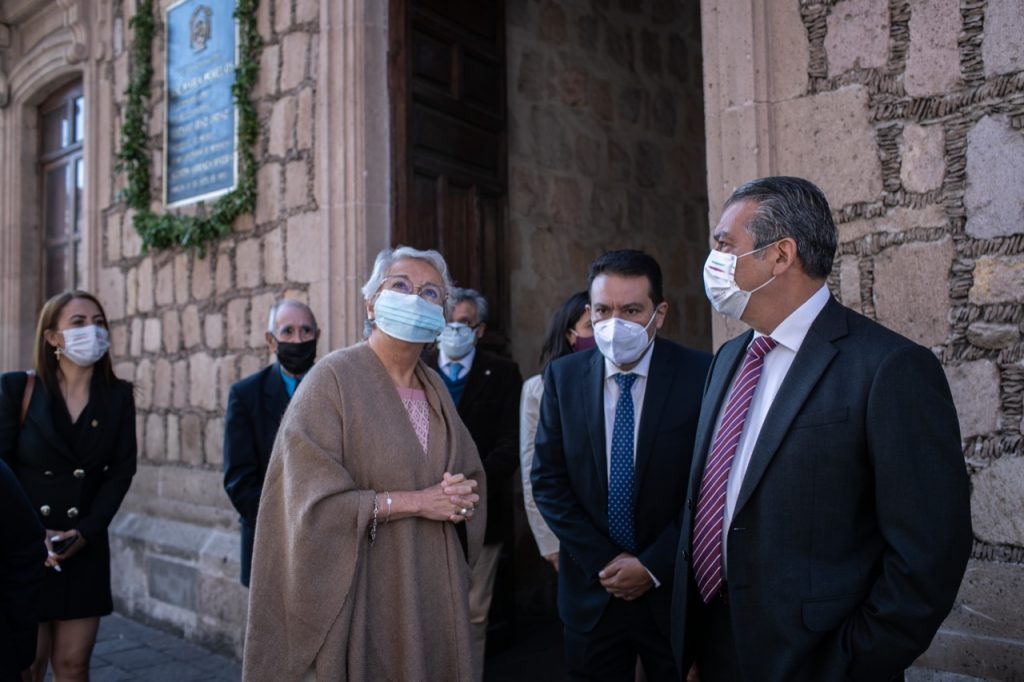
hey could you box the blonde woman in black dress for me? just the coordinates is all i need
[0,290,137,682]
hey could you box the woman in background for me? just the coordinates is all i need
[0,291,137,682]
[519,291,594,569]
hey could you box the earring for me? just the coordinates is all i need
[54,347,63,360]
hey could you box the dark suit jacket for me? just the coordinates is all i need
[223,363,291,586]
[0,459,46,677]
[670,297,972,681]
[424,348,522,545]
[0,370,137,620]
[532,338,712,634]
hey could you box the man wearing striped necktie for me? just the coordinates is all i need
[670,177,971,682]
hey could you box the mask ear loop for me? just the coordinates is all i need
[735,240,782,295]
[636,307,661,358]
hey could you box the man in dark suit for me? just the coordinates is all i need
[223,299,319,587]
[671,176,972,681]
[424,287,522,681]
[532,250,712,681]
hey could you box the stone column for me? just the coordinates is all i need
[314,0,390,348]
[700,0,811,344]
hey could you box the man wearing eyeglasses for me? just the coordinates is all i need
[424,287,523,681]
[223,299,320,587]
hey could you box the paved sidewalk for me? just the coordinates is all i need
[61,613,991,682]
[68,614,240,682]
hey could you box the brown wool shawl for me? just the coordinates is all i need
[242,343,486,682]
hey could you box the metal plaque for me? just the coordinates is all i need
[164,0,238,207]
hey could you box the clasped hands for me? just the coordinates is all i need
[421,472,479,524]
[598,552,653,601]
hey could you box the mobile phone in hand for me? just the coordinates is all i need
[50,534,76,554]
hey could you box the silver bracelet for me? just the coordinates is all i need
[368,494,379,545]
[384,492,393,525]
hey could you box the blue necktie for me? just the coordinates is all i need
[609,373,638,554]
[447,362,462,382]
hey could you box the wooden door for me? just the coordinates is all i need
[390,0,509,348]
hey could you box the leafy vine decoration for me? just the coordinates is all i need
[116,0,261,255]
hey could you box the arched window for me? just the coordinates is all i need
[39,80,84,297]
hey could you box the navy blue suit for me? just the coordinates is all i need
[223,364,291,587]
[532,337,711,679]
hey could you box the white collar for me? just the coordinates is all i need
[754,285,830,353]
[440,346,476,371]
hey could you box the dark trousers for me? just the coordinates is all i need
[692,588,907,682]
[240,519,255,588]
[564,596,678,682]
[692,590,742,682]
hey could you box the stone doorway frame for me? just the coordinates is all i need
[0,0,110,370]
[309,0,392,349]
[700,0,810,345]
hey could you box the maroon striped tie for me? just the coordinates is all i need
[692,335,777,603]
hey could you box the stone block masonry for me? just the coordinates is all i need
[506,0,711,376]
[785,1,1024,676]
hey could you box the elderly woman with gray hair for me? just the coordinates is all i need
[243,246,486,682]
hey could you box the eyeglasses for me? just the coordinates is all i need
[381,274,446,304]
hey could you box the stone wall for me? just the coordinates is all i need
[506,0,710,377]
[702,0,1024,676]
[97,0,324,654]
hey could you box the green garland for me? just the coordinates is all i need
[116,0,261,255]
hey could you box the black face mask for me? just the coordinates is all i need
[275,338,317,376]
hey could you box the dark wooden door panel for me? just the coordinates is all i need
[391,0,509,347]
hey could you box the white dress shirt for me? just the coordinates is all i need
[439,347,475,380]
[602,342,655,476]
[716,285,830,569]
[602,340,661,586]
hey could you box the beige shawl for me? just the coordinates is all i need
[242,343,486,681]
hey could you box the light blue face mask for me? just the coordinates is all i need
[438,323,477,360]
[372,289,446,344]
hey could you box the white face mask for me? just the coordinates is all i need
[702,243,778,320]
[372,289,447,344]
[60,325,111,367]
[592,311,658,367]
[438,323,477,360]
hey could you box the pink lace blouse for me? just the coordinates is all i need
[396,386,429,455]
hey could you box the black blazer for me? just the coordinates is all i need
[532,338,711,634]
[0,370,137,621]
[0,372,136,544]
[670,297,973,681]
[0,459,46,677]
[424,348,522,545]
[223,363,292,585]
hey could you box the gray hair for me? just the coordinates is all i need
[450,287,488,324]
[267,299,318,335]
[361,246,455,310]
[724,176,838,279]
[361,246,455,337]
